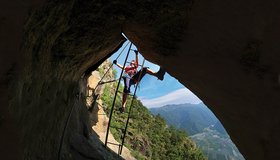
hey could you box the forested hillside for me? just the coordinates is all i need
[149,104,245,160]
[150,103,217,135]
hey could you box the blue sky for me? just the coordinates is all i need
[109,40,202,108]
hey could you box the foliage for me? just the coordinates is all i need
[150,104,245,160]
[97,66,104,75]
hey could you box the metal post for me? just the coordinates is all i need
[120,59,146,154]
[105,42,132,147]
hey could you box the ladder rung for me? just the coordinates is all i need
[117,91,134,97]
[110,125,125,131]
[99,79,119,85]
[114,106,132,113]
[107,141,121,146]
[114,109,130,114]
[96,102,106,109]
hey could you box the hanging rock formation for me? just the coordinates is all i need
[0,0,280,160]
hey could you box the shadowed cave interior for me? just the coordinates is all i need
[1,0,280,160]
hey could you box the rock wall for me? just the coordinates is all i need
[0,0,280,160]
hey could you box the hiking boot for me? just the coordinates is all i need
[156,67,166,80]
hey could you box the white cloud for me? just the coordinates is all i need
[139,88,202,108]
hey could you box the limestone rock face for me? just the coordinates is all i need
[0,0,280,160]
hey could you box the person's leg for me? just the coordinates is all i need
[146,68,157,76]
[131,67,148,84]
[146,67,166,80]
[121,76,131,112]
[122,93,128,110]
[123,76,131,93]
[131,67,166,84]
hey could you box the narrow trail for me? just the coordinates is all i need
[87,70,136,160]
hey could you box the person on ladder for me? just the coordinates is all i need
[113,50,166,113]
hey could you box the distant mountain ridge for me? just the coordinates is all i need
[149,103,218,135]
[149,103,244,160]
[210,120,227,135]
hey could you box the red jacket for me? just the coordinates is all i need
[125,61,138,77]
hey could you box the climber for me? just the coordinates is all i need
[113,50,166,113]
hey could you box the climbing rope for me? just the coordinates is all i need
[99,79,120,85]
